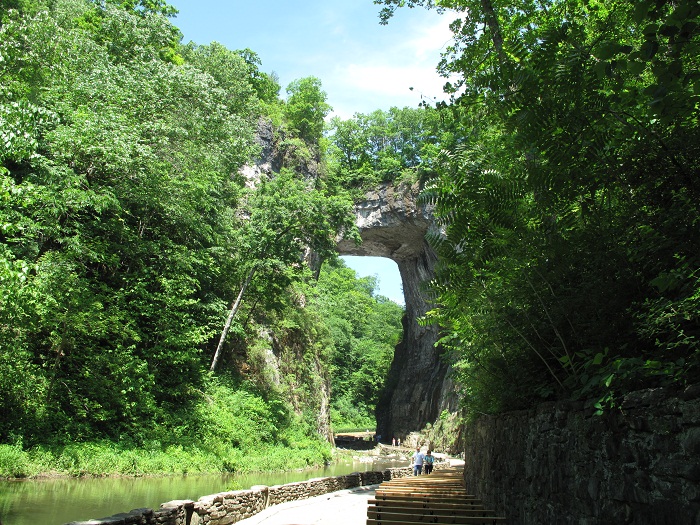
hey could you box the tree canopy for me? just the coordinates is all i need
[327,106,452,191]
[0,0,387,465]
[376,0,700,415]
[310,262,404,430]
[285,76,332,144]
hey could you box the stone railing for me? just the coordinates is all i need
[66,462,449,525]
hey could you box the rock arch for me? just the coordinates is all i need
[246,120,456,439]
[337,182,457,440]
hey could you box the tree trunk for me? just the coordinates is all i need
[210,266,256,371]
[480,0,505,64]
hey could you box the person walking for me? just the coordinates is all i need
[424,450,435,474]
[412,447,425,476]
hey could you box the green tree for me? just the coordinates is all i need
[284,77,332,144]
[310,261,404,429]
[0,0,363,467]
[99,0,178,17]
[327,106,452,192]
[378,0,700,414]
[180,42,261,118]
[0,0,258,442]
[210,170,355,371]
[235,48,281,104]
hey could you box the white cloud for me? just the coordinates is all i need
[326,13,458,118]
[343,63,444,96]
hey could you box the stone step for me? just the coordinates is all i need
[368,467,506,525]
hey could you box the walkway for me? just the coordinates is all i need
[234,484,378,525]
[235,459,469,525]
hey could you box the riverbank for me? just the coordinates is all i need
[0,438,385,482]
[0,439,334,480]
[0,436,423,482]
[63,459,458,525]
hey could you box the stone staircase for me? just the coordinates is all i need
[367,468,506,524]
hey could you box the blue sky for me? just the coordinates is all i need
[342,256,404,305]
[170,0,456,118]
[170,1,454,304]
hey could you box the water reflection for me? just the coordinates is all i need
[0,457,407,525]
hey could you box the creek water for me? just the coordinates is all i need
[0,456,408,525]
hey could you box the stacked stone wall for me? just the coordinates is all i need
[464,386,700,524]
[65,463,446,525]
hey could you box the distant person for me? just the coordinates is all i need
[424,450,435,474]
[412,447,425,476]
[397,437,401,447]
[392,437,396,447]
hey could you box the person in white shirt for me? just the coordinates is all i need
[412,447,425,476]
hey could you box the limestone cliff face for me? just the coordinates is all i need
[240,118,322,187]
[337,182,458,440]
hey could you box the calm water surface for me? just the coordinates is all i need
[0,457,407,525]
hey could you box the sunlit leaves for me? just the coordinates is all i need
[284,77,332,144]
[311,262,404,429]
[0,97,54,162]
[327,106,450,192]
[0,0,263,442]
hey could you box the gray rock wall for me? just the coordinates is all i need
[463,386,700,525]
[375,245,454,440]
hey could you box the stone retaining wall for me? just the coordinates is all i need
[464,386,700,525]
[66,462,446,525]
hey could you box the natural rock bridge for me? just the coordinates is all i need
[246,121,457,439]
[337,182,457,440]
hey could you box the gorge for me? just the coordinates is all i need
[336,182,458,440]
[248,119,459,440]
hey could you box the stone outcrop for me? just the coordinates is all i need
[337,182,458,440]
[463,386,700,525]
[239,118,321,188]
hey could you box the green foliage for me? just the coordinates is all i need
[310,260,404,430]
[208,168,357,371]
[0,444,37,478]
[195,377,280,453]
[416,410,463,454]
[327,106,452,193]
[284,77,332,144]
[98,0,178,17]
[0,0,339,453]
[0,377,332,478]
[0,0,394,481]
[180,41,261,118]
[330,397,375,432]
[379,0,700,416]
[235,48,281,104]
[237,169,355,275]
